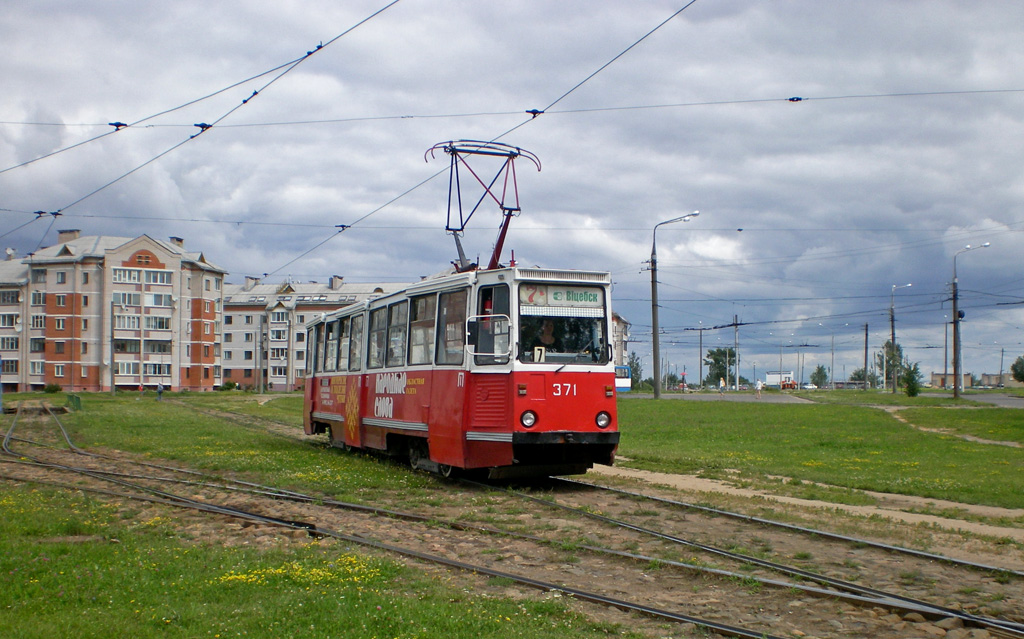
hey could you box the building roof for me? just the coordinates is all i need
[223,279,408,310]
[24,233,226,273]
[0,259,28,286]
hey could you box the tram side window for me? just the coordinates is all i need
[367,308,387,369]
[408,294,436,365]
[436,288,468,365]
[309,323,323,373]
[338,317,350,371]
[386,301,408,367]
[324,320,340,372]
[474,284,510,366]
[349,314,364,371]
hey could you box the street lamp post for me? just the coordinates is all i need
[889,283,911,393]
[952,243,990,399]
[650,211,699,399]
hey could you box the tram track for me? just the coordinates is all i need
[8,401,1022,638]
[475,479,1024,636]
[179,400,1024,635]
[0,403,804,639]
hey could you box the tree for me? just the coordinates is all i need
[902,362,923,397]
[703,347,736,387]
[874,339,905,390]
[1012,355,1024,384]
[810,365,829,389]
[627,351,643,388]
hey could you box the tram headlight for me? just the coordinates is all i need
[595,412,612,429]
[520,410,537,428]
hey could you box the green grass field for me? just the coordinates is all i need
[616,397,1024,509]
[0,392,634,639]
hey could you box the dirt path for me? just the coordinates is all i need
[590,464,1024,543]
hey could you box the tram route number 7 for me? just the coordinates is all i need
[552,383,577,396]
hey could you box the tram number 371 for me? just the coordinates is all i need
[552,383,577,396]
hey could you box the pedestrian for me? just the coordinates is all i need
[718,377,725,397]
[755,379,763,399]
[156,383,163,401]
[137,384,143,401]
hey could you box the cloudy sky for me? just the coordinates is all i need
[3,1,1024,384]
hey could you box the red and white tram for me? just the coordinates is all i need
[303,266,619,478]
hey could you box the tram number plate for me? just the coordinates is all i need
[552,383,577,396]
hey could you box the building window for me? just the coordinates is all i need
[113,292,141,306]
[83,295,88,307]
[54,341,65,354]
[115,315,140,329]
[144,341,171,354]
[244,333,253,342]
[224,351,232,360]
[54,364,64,377]
[0,314,17,328]
[55,318,65,331]
[245,315,253,325]
[31,291,45,305]
[146,293,173,307]
[270,329,286,340]
[225,333,233,343]
[82,342,88,354]
[0,336,17,349]
[32,315,45,329]
[225,316,233,325]
[271,366,287,377]
[204,322,212,335]
[244,351,253,360]
[116,361,139,375]
[113,339,141,354]
[112,268,141,283]
[56,294,67,307]
[30,338,45,352]
[82,365,88,378]
[82,318,88,331]
[32,269,46,283]
[270,348,288,359]
[56,271,67,284]
[143,363,171,376]
[272,311,288,323]
[144,271,172,284]
[0,290,19,304]
[135,254,151,265]
[145,316,171,330]
[30,361,44,375]
[82,272,89,285]
[2,359,19,373]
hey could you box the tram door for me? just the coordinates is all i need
[428,288,470,467]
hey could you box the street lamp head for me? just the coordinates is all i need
[659,210,700,226]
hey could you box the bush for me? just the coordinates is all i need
[43,383,62,393]
[219,380,238,391]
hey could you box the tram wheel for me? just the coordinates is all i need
[438,464,458,479]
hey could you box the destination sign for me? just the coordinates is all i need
[519,285,603,308]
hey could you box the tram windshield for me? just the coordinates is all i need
[517,283,609,365]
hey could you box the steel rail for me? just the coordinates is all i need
[9,404,1021,636]
[485,480,1024,636]
[558,476,1024,578]
[0,464,782,638]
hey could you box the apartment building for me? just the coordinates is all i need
[0,230,226,392]
[221,276,406,391]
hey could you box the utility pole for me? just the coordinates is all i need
[650,211,699,399]
[863,324,869,391]
[733,314,738,390]
[953,243,990,399]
